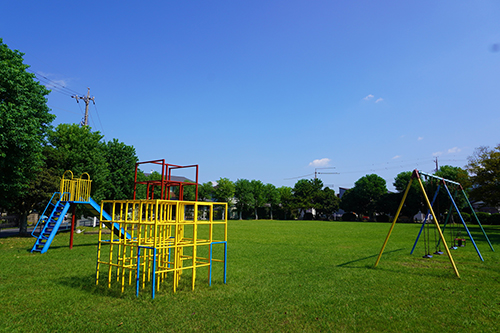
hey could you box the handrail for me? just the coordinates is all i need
[60,171,92,202]
[31,192,61,238]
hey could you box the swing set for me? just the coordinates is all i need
[374,169,494,278]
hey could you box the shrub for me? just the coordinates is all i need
[487,213,500,225]
[376,214,390,222]
[454,212,470,223]
[475,212,491,224]
[342,212,356,222]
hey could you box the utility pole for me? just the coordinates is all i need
[72,87,95,126]
[314,167,339,179]
[434,157,439,172]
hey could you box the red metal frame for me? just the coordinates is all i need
[133,159,199,201]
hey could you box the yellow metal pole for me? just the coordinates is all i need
[416,177,460,278]
[374,177,414,267]
[96,201,104,286]
[192,203,198,291]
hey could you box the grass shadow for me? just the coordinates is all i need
[336,248,405,268]
[57,273,135,299]
[49,242,97,250]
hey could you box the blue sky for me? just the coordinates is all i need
[2,1,499,191]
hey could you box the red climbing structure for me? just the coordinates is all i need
[133,159,199,201]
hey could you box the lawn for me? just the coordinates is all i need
[1,220,499,332]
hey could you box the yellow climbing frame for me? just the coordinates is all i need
[95,199,228,296]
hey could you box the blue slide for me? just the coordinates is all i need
[31,193,130,254]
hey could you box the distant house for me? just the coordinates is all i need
[470,201,500,214]
[333,187,349,220]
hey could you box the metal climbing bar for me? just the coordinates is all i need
[96,199,228,298]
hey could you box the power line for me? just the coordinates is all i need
[283,157,468,182]
[93,103,105,136]
[27,69,81,97]
[284,173,314,180]
[47,104,81,115]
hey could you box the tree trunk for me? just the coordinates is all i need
[255,207,258,220]
[19,212,28,236]
[270,206,273,220]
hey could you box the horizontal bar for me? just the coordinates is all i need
[418,171,461,186]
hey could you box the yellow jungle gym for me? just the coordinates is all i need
[95,160,228,299]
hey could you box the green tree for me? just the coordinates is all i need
[0,39,55,233]
[198,181,214,201]
[276,186,294,220]
[434,165,470,215]
[392,171,422,219]
[234,179,253,220]
[213,178,235,219]
[264,183,280,220]
[105,139,138,200]
[48,124,110,203]
[250,180,266,220]
[292,178,324,219]
[315,187,340,220]
[467,145,500,207]
[213,178,235,203]
[340,174,387,221]
[133,169,148,199]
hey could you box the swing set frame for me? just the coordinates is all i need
[374,169,495,278]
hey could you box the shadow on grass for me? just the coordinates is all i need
[49,242,97,250]
[336,248,404,268]
[57,273,134,298]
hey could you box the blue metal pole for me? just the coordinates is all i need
[443,183,484,261]
[462,189,495,252]
[410,185,440,254]
[136,247,141,298]
[223,242,227,284]
[152,248,157,300]
[209,243,213,286]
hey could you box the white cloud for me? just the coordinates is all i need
[375,98,384,103]
[392,155,401,159]
[418,137,423,141]
[448,147,461,154]
[432,151,443,157]
[363,94,374,101]
[309,158,331,167]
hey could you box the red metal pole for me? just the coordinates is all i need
[69,204,76,249]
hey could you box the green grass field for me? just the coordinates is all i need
[1,221,499,332]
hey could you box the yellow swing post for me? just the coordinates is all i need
[374,175,413,267]
[374,169,460,278]
[415,176,460,278]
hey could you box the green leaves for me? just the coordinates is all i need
[467,144,500,207]
[340,174,387,220]
[0,39,55,213]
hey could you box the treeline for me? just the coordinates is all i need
[3,39,500,231]
[171,177,340,221]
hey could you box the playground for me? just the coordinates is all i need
[1,220,499,332]
[1,167,499,331]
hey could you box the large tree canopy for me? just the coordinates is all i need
[105,138,138,200]
[213,178,235,204]
[292,178,325,219]
[48,124,110,202]
[340,174,387,220]
[467,145,500,208]
[0,39,55,215]
[234,179,253,220]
